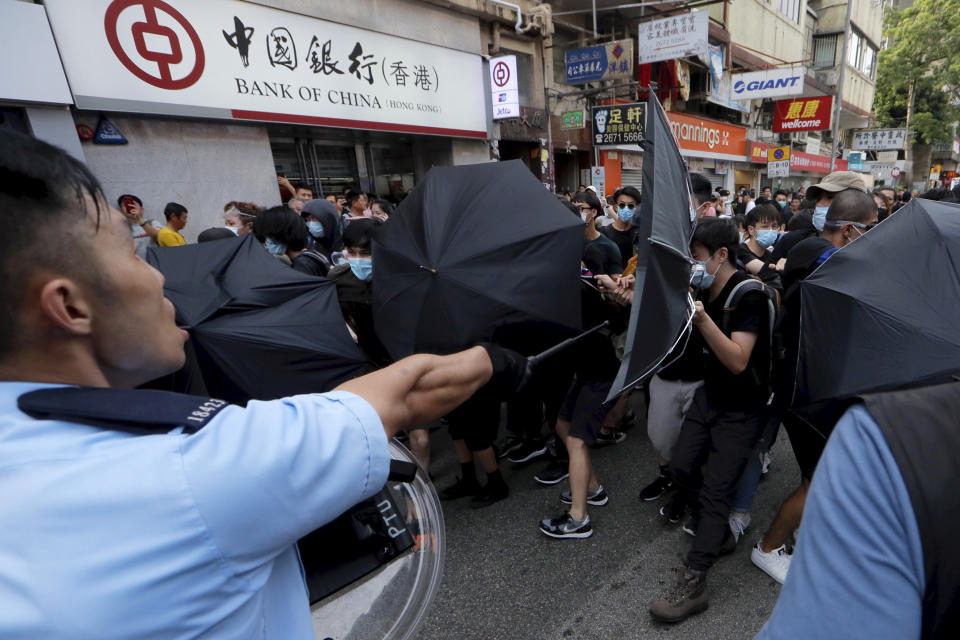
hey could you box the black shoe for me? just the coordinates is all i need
[592,430,626,447]
[649,568,709,623]
[639,473,674,502]
[507,441,548,464]
[659,493,685,524]
[538,512,593,539]
[560,485,609,506]
[718,528,737,557]
[497,438,524,460]
[438,477,479,501]
[534,461,569,485]
[470,483,509,509]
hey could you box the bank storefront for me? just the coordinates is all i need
[42,0,490,238]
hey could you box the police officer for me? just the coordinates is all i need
[0,130,526,638]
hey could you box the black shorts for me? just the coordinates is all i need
[558,379,611,446]
[782,411,829,480]
[447,392,500,451]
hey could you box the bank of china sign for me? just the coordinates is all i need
[731,67,805,101]
[43,0,487,138]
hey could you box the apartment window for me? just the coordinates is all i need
[862,44,877,78]
[812,34,838,69]
[848,31,862,69]
[777,0,801,24]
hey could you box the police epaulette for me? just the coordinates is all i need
[17,387,230,435]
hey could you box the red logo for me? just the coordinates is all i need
[492,61,511,88]
[104,0,204,90]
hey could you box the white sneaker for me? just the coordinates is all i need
[751,542,791,584]
[729,513,751,542]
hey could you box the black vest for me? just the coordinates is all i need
[861,381,960,640]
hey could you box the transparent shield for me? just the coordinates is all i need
[310,439,444,640]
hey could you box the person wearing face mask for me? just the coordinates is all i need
[599,186,641,263]
[572,190,623,275]
[748,188,879,586]
[301,199,344,262]
[738,204,780,275]
[223,201,260,236]
[690,173,716,218]
[650,218,772,623]
[252,206,310,269]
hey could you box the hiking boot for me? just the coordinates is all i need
[639,468,674,502]
[538,512,593,539]
[438,477,478,501]
[560,485,609,506]
[649,568,709,623]
[507,441,548,464]
[751,542,791,584]
[659,492,686,524]
[534,461,570,485]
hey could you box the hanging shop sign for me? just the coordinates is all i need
[490,55,519,120]
[565,39,634,84]
[42,0,487,138]
[851,128,908,151]
[847,151,864,171]
[636,10,708,65]
[592,103,645,146]
[731,66,805,100]
[560,110,585,129]
[773,96,833,133]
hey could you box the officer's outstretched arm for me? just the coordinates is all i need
[335,346,493,438]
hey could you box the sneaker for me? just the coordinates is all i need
[560,485,609,506]
[507,441,548,464]
[682,515,699,537]
[649,568,709,623]
[534,461,570,485]
[438,477,478,501]
[469,483,509,509]
[659,494,685,524]
[639,473,674,502]
[497,438,524,459]
[760,451,773,476]
[592,430,626,446]
[729,513,751,543]
[538,512,593,539]
[751,542,792,584]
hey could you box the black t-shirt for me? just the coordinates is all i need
[657,328,705,382]
[599,224,639,265]
[770,225,816,262]
[737,243,773,270]
[583,234,623,275]
[700,271,770,411]
[777,204,793,229]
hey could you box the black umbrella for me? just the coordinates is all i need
[794,198,960,406]
[146,234,367,403]
[606,92,697,402]
[372,159,584,359]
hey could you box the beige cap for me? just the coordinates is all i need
[809,171,867,194]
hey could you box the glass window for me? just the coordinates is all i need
[862,45,877,78]
[847,31,862,69]
[813,34,838,69]
[778,0,801,23]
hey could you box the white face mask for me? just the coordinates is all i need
[581,211,593,223]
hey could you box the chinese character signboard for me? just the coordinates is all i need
[490,55,519,120]
[767,146,790,178]
[565,39,634,84]
[42,0,487,138]
[561,110,585,129]
[592,103,645,145]
[731,66,805,100]
[637,10,708,65]
[773,96,833,133]
[851,128,908,151]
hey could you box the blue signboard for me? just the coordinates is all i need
[565,40,633,85]
[848,151,864,171]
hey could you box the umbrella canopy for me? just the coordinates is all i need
[372,159,583,359]
[607,92,697,402]
[147,234,367,403]
[795,198,960,406]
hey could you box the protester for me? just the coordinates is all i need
[748,187,879,585]
[118,194,162,259]
[345,191,368,221]
[252,206,307,268]
[287,196,306,215]
[573,190,623,275]
[691,174,715,217]
[197,227,236,243]
[302,198,344,262]
[739,204,779,274]
[650,217,772,623]
[371,198,394,221]
[599,186,641,263]
[223,201,259,235]
[157,202,188,247]
[277,176,313,202]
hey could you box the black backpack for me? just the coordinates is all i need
[721,277,782,396]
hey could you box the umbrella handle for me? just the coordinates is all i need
[527,321,610,369]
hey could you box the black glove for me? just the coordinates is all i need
[479,342,532,396]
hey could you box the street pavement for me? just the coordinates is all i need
[414,393,797,640]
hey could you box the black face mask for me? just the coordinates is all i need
[878,207,889,221]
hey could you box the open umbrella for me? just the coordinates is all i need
[372,159,584,359]
[794,197,960,406]
[606,91,697,402]
[146,234,367,403]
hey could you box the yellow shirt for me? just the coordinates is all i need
[157,227,186,247]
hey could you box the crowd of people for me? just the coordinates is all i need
[96,160,955,631]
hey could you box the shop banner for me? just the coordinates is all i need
[43,0,487,138]
[592,103,645,145]
[637,10,708,65]
[565,39,634,84]
[731,66,805,100]
[773,96,833,133]
[665,110,747,161]
[851,128,908,151]
[490,55,519,120]
[750,140,846,173]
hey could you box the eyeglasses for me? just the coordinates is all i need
[616,202,637,209]
[826,219,878,231]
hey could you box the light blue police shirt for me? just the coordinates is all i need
[756,404,925,640]
[0,382,390,639]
